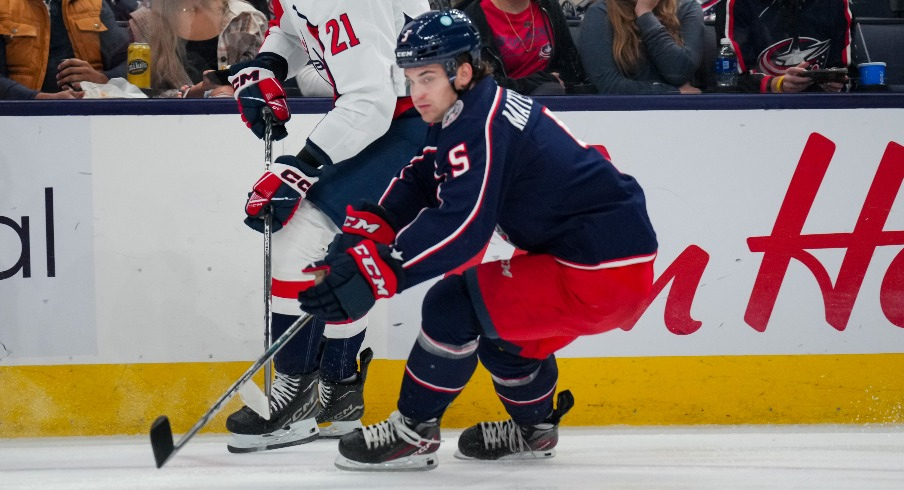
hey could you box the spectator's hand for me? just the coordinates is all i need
[35,89,85,100]
[201,71,235,97]
[777,62,815,93]
[550,72,565,87]
[208,85,234,97]
[635,0,661,16]
[678,83,701,94]
[56,58,108,90]
[820,81,845,93]
[179,83,206,99]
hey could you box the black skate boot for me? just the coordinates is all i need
[225,371,320,453]
[334,411,441,471]
[455,390,574,461]
[316,348,373,438]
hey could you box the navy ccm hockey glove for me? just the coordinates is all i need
[327,201,399,254]
[228,56,290,140]
[244,155,321,233]
[299,239,405,323]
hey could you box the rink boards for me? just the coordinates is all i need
[1,96,903,437]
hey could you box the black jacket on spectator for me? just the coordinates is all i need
[461,0,588,94]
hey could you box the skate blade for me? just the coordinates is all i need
[452,448,556,461]
[317,420,363,438]
[334,453,439,472]
[227,418,319,453]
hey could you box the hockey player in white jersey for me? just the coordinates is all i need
[224,0,430,453]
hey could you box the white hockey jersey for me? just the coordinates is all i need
[261,0,429,165]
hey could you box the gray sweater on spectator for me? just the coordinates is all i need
[578,0,704,94]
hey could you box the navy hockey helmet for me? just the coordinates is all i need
[396,10,481,79]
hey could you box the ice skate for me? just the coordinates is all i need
[334,411,441,471]
[455,390,574,461]
[316,348,373,438]
[225,371,320,453]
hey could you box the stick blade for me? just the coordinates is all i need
[239,381,271,420]
[149,415,175,468]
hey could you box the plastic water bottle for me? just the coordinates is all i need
[714,39,738,88]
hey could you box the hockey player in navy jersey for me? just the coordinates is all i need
[222,1,430,453]
[297,10,658,471]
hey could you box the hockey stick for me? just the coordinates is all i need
[261,110,275,418]
[149,312,314,468]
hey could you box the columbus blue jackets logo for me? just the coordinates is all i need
[757,37,831,75]
[443,100,464,129]
[539,43,552,60]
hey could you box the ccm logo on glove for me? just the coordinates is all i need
[243,155,321,233]
[230,69,261,90]
[275,165,316,195]
[350,241,397,298]
[228,63,291,140]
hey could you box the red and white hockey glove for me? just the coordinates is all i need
[229,60,290,140]
[298,240,405,323]
[327,201,399,254]
[244,155,321,233]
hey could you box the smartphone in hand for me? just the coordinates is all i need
[800,68,848,84]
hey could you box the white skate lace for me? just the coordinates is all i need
[269,372,301,412]
[479,420,527,453]
[318,382,332,407]
[361,411,435,450]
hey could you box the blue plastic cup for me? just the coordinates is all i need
[858,62,886,85]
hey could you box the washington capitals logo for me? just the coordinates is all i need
[757,37,831,75]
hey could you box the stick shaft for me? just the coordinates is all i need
[163,313,313,465]
[263,112,274,408]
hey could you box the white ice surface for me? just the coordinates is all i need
[2,425,903,490]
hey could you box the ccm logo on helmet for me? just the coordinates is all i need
[352,243,390,297]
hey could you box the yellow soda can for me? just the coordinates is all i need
[127,43,152,89]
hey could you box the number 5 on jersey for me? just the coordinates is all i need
[449,143,470,178]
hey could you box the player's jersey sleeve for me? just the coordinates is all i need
[264,1,420,164]
[379,138,443,230]
[389,89,511,288]
[259,13,316,79]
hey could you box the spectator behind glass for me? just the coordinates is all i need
[0,0,129,100]
[714,0,850,93]
[128,0,266,98]
[459,0,588,95]
[579,0,704,94]
[109,0,140,22]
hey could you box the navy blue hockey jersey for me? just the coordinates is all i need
[378,77,658,290]
[724,0,852,75]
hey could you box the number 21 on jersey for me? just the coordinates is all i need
[326,13,361,55]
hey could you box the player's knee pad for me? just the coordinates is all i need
[419,275,482,346]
